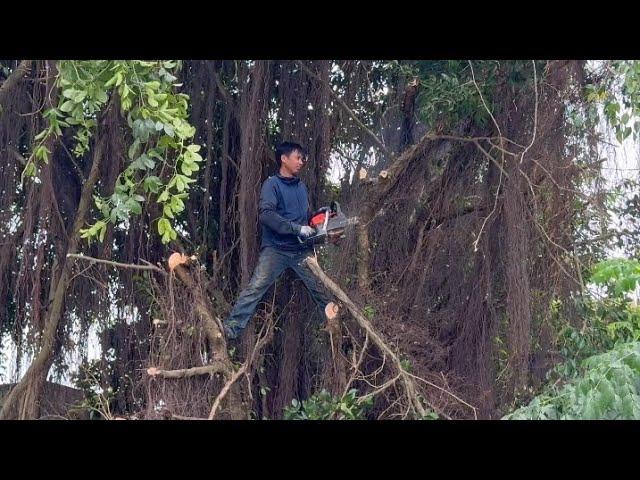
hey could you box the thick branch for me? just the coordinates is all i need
[147,363,227,379]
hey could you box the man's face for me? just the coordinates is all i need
[281,149,305,176]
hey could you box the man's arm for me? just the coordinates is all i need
[259,180,302,235]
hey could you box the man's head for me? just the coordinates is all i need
[275,141,306,177]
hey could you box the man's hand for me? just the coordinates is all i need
[298,225,315,238]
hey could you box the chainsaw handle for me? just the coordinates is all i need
[310,206,331,219]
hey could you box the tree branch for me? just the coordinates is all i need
[66,253,167,275]
[146,363,227,379]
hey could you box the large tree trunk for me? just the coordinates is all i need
[0,60,31,107]
[237,61,272,286]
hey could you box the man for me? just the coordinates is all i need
[223,141,335,341]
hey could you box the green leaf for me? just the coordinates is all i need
[141,154,155,169]
[125,198,142,215]
[158,218,170,236]
[176,176,185,192]
[121,97,132,111]
[105,73,118,88]
[34,130,48,141]
[60,100,75,113]
[95,89,108,103]
[98,221,107,242]
[34,145,51,164]
[62,89,83,101]
[74,91,87,103]
[24,161,37,178]
[143,176,162,193]
[181,162,193,176]
[128,138,141,160]
[170,195,184,213]
[158,190,170,203]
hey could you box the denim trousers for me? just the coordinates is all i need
[223,247,333,339]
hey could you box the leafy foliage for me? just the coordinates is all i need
[70,359,116,420]
[23,60,203,244]
[591,258,640,298]
[283,389,373,420]
[394,60,492,127]
[504,341,640,419]
[586,60,640,143]
[505,259,640,419]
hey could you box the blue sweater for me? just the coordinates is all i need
[259,173,312,252]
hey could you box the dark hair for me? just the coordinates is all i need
[275,141,306,168]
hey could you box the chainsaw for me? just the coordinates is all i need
[298,201,358,246]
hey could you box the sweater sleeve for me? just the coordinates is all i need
[259,179,301,235]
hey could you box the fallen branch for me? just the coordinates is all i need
[404,371,477,420]
[344,331,370,395]
[304,255,428,418]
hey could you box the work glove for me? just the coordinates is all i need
[298,225,315,238]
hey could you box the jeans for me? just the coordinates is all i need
[223,247,334,339]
